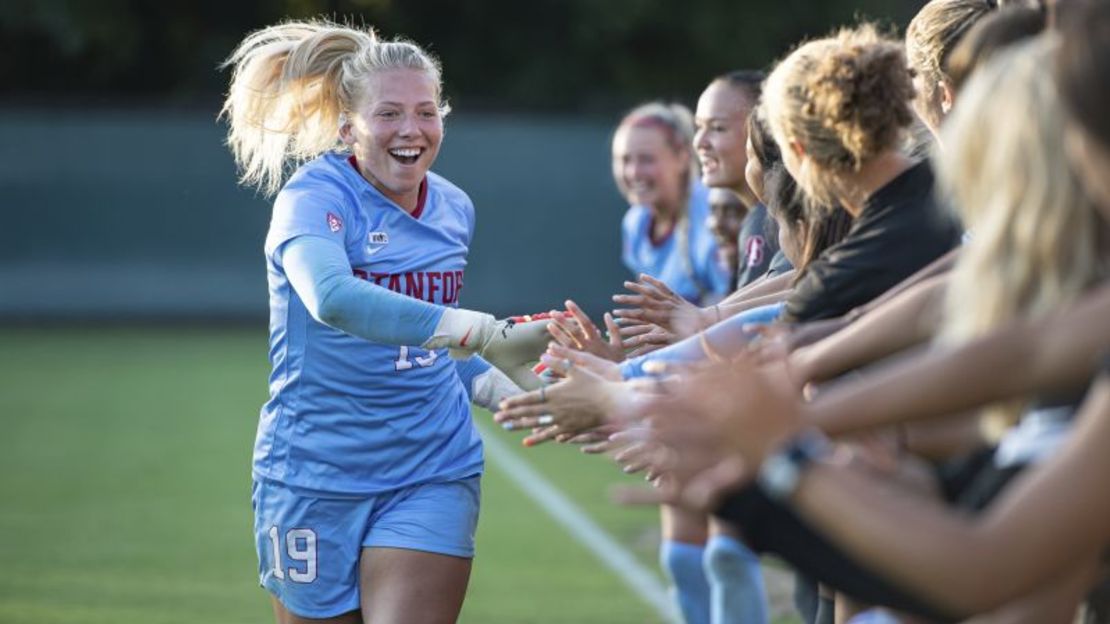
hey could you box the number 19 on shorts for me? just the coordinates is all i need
[268,526,318,583]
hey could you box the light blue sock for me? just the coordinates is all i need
[704,535,769,624]
[661,540,711,624]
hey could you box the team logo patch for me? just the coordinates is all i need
[326,212,343,233]
[745,236,766,266]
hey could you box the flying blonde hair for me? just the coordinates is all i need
[906,0,996,128]
[939,36,1108,437]
[220,19,448,196]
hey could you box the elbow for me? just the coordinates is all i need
[312,288,349,330]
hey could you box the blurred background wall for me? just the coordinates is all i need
[0,0,920,321]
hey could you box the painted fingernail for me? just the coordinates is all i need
[502,422,515,431]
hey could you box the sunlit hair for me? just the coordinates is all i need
[760,24,916,209]
[939,37,1108,437]
[945,5,1045,93]
[220,19,449,196]
[906,0,996,128]
[613,101,700,199]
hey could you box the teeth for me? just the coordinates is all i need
[390,148,421,157]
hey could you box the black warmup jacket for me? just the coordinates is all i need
[782,160,963,323]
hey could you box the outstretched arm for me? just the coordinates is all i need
[807,283,1110,435]
[791,274,947,384]
[793,371,1110,615]
[282,235,548,378]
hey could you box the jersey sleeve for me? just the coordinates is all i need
[281,235,445,345]
[266,173,354,257]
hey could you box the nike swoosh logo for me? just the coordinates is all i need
[459,327,473,348]
[365,246,386,256]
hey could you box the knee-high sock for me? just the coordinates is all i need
[661,540,711,624]
[704,535,769,624]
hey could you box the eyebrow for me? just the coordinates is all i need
[375,101,438,107]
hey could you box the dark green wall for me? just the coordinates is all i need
[0,110,630,320]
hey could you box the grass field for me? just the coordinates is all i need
[0,327,796,623]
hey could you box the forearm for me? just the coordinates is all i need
[793,379,1110,614]
[719,289,791,320]
[720,270,796,305]
[620,303,783,378]
[784,317,853,351]
[792,275,947,384]
[807,284,1110,434]
[456,356,527,411]
[284,235,444,344]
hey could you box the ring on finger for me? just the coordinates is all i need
[537,414,554,426]
[539,385,547,403]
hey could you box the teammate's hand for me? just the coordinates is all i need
[547,300,625,363]
[494,354,640,441]
[612,274,708,336]
[618,322,676,357]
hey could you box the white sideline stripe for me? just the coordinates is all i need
[481,430,679,624]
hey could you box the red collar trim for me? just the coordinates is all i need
[648,215,676,247]
[411,176,429,220]
[347,155,428,219]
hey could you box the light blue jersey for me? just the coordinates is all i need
[257,152,482,495]
[621,182,732,304]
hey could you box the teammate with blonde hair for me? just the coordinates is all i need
[906,0,997,137]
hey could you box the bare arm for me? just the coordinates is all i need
[776,249,958,353]
[807,283,1110,435]
[791,275,948,384]
[721,270,796,304]
[793,374,1110,615]
[718,289,792,319]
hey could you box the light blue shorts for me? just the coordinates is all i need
[252,476,481,618]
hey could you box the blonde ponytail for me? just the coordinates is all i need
[220,19,447,196]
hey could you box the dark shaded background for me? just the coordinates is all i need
[0,0,921,319]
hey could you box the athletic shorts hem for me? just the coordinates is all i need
[261,581,360,620]
[361,538,475,559]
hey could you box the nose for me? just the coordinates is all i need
[397,112,418,138]
[694,126,710,151]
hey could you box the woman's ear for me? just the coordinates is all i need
[338,112,355,146]
[939,81,956,115]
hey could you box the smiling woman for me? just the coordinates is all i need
[219,19,553,624]
[340,68,445,212]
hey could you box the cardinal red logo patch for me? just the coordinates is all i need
[326,212,343,233]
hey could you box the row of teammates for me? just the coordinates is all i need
[222,0,1110,622]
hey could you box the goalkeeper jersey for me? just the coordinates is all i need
[620,181,732,304]
[256,152,482,495]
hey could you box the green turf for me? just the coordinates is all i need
[0,328,670,623]
[0,327,800,623]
